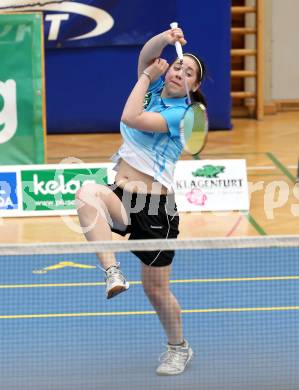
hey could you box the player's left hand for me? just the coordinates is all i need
[144,58,169,82]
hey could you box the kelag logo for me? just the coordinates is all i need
[21,168,107,211]
[0,172,18,210]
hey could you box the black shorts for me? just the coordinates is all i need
[108,184,179,267]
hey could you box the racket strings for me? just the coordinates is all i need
[181,104,208,155]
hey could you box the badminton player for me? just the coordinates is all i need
[76,26,206,375]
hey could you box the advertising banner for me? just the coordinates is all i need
[0,13,46,164]
[0,0,176,49]
[0,163,112,217]
[0,171,19,211]
[1,1,231,132]
[0,160,249,218]
[21,167,108,212]
[174,160,250,212]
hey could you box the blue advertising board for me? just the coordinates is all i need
[0,172,18,210]
[1,0,176,48]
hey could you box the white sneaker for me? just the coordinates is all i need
[156,340,193,375]
[104,263,129,299]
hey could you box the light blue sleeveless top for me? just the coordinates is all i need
[112,77,187,190]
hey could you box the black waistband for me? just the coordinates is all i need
[113,184,175,205]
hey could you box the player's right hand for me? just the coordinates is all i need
[163,28,187,46]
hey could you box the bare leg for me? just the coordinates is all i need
[141,263,183,345]
[76,183,128,270]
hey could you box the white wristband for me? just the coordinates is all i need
[141,71,152,83]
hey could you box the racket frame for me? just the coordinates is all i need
[180,102,209,156]
[170,22,208,155]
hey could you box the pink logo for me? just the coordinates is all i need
[186,188,207,206]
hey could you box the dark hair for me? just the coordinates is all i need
[183,53,207,107]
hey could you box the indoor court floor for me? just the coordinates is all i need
[0,112,299,390]
[1,244,299,390]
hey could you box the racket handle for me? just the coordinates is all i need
[170,22,183,61]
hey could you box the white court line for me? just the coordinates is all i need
[247,165,297,170]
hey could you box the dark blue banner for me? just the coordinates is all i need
[2,0,232,131]
[45,0,232,132]
[2,0,176,48]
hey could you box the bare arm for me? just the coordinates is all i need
[121,59,169,132]
[137,28,186,80]
[122,27,186,132]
